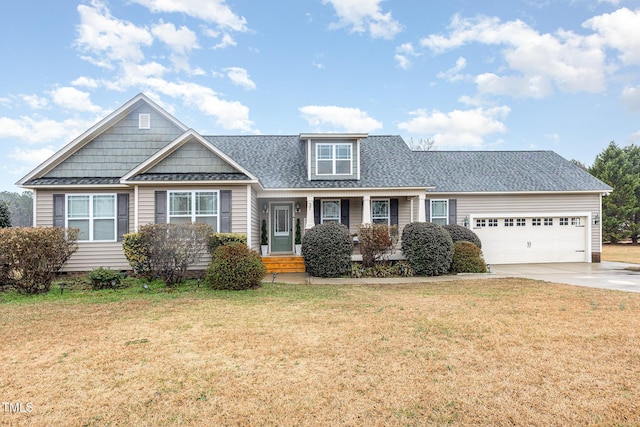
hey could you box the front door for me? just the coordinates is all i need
[271,203,293,253]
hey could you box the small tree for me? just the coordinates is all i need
[358,223,397,268]
[261,219,268,246]
[295,218,302,245]
[0,200,11,228]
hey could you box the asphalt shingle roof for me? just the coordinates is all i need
[128,173,250,182]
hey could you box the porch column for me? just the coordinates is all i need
[305,196,315,230]
[362,195,371,224]
[418,194,426,222]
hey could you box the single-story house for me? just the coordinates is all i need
[18,93,612,272]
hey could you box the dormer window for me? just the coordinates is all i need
[317,143,352,175]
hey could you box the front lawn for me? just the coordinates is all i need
[1,279,639,425]
[603,243,640,264]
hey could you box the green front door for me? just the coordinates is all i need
[271,203,293,253]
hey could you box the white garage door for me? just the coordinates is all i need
[472,215,588,264]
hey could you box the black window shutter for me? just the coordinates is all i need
[117,193,129,241]
[425,198,431,222]
[340,199,350,229]
[155,191,167,224]
[314,199,321,225]
[390,199,399,227]
[53,194,65,228]
[448,199,457,226]
[220,190,232,232]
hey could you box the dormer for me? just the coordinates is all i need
[300,133,367,181]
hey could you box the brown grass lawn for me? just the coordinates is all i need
[603,243,640,264]
[1,279,640,426]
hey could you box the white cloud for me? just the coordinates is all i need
[213,33,237,49]
[0,116,98,144]
[21,94,48,109]
[132,0,248,32]
[151,21,199,55]
[322,0,402,39]
[621,85,640,111]
[299,105,383,132]
[421,14,606,96]
[437,56,467,82]
[224,67,256,90]
[76,1,153,67]
[584,8,640,66]
[394,42,418,69]
[397,106,510,149]
[71,76,100,88]
[49,87,102,113]
[9,147,56,164]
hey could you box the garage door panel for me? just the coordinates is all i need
[473,216,587,264]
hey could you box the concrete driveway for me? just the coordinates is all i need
[491,262,640,293]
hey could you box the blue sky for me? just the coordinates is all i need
[2,0,640,192]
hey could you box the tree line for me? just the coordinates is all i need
[0,191,33,228]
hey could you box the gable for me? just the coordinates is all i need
[147,139,239,174]
[44,104,184,179]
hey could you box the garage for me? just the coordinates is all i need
[471,215,589,264]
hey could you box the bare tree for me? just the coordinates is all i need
[407,137,435,151]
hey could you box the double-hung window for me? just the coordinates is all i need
[67,194,116,241]
[169,191,219,230]
[316,143,352,175]
[321,200,340,223]
[430,200,448,225]
[372,200,390,225]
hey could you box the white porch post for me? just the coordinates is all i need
[418,194,426,222]
[362,195,371,224]
[305,196,315,229]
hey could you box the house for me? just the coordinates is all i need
[18,93,612,272]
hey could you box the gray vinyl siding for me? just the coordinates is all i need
[35,189,134,272]
[45,105,183,178]
[148,139,238,174]
[309,140,358,180]
[250,188,260,251]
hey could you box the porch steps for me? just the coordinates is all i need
[262,256,306,273]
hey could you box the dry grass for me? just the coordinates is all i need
[603,243,640,264]
[2,279,640,426]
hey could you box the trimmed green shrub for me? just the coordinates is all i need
[208,232,247,253]
[122,232,150,276]
[358,223,398,268]
[302,222,353,278]
[451,241,487,273]
[401,222,454,276]
[444,224,482,249]
[88,267,122,290]
[0,227,79,294]
[206,242,266,290]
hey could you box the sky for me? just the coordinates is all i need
[2,0,640,192]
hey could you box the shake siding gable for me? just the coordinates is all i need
[148,140,238,174]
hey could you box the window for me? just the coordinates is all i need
[321,200,340,223]
[316,143,352,175]
[544,217,553,226]
[475,219,486,228]
[169,191,218,230]
[532,218,541,226]
[372,200,390,225]
[139,113,150,129]
[430,200,448,226]
[516,218,526,227]
[504,218,514,227]
[488,219,498,227]
[67,194,116,241]
[560,217,569,226]
[572,217,582,226]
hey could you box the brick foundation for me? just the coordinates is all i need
[592,252,601,263]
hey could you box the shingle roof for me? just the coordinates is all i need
[206,135,611,193]
[23,177,122,186]
[128,173,250,182]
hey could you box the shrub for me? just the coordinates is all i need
[0,227,79,294]
[88,267,122,290]
[358,223,398,268]
[122,223,212,286]
[206,242,266,290]
[302,222,353,277]
[0,200,11,228]
[401,222,454,276]
[450,241,487,273]
[351,261,414,278]
[208,232,247,253]
[444,224,482,249]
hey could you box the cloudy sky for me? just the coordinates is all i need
[2,0,640,191]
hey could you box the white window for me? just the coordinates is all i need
[139,113,150,129]
[316,143,352,175]
[430,200,448,225]
[67,194,116,241]
[321,200,340,223]
[504,218,514,227]
[168,191,218,231]
[488,219,498,227]
[516,218,526,227]
[372,200,390,225]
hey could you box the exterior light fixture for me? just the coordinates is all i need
[263,204,268,214]
[295,201,301,213]
[463,216,469,227]
[593,214,600,225]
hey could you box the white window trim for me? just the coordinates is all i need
[371,198,390,226]
[167,190,220,231]
[430,199,449,225]
[321,199,341,224]
[315,143,353,176]
[66,193,117,242]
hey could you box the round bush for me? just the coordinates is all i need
[206,243,266,290]
[444,224,482,249]
[401,222,454,276]
[302,222,353,277]
[451,241,487,273]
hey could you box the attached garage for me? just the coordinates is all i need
[471,214,591,264]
